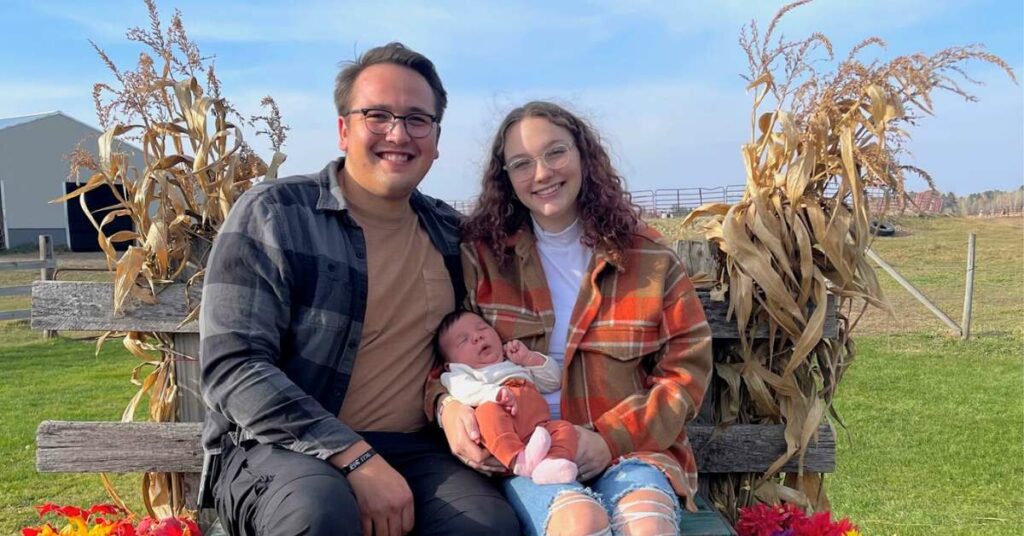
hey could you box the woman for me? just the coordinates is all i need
[438,101,713,536]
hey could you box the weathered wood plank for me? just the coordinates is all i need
[0,285,32,297]
[172,333,204,511]
[702,293,837,339]
[0,260,55,271]
[37,421,204,473]
[32,281,200,333]
[0,309,30,321]
[31,281,836,339]
[693,423,835,473]
[37,421,834,474]
[676,240,720,277]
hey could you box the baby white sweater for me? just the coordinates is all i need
[441,355,561,407]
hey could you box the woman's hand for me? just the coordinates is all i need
[439,399,506,475]
[574,426,612,481]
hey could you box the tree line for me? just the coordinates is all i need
[940,187,1024,216]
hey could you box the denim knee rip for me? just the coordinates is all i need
[544,487,611,536]
[602,459,682,536]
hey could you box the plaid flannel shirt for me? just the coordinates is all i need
[457,226,713,507]
[200,158,463,462]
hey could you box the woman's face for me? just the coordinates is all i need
[502,117,583,233]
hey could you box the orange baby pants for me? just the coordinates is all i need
[474,378,578,470]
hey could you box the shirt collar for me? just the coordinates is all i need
[315,157,348,212]
[532,216,583,248]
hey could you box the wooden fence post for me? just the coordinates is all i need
[172,332,205,514]
[961,233,977,340]
[38,235,55,339]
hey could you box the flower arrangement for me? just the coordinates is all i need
[735,503,861,536]
[21,503,201,536]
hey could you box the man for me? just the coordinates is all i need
[199,42,519,536]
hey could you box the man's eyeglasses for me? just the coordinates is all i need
[341,108,438,139]
[503,143,575,180]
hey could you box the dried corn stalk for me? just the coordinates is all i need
[684,0,1015,520]
[55,0,287,518]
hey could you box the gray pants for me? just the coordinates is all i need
[212,429,520,536]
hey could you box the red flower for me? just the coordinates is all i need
[89,504,125,517]
[790,511,838,536]
[113,522,139,536]
[736,504,786,536]
[137,516,202,536]
[34,503,59,517]
[833,517,859,534]
[20,524,57,536]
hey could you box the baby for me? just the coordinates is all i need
[435,310,578,484]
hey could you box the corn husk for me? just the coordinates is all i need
[684,0,1015,520]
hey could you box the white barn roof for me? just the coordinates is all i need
[0,111,62,131]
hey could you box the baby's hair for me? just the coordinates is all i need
[432,309,478,365]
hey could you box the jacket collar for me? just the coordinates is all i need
[507,226,622,271]
[314,156,433,219]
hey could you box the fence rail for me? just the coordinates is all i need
[0,235,55,327]
[447,185,890,216]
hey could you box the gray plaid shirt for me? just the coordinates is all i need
[199,157,463,461]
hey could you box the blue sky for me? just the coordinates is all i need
[2,0,1021,199]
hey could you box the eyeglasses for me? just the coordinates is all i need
[503,143,575,180]
[341,108,438,139]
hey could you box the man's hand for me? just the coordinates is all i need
[504,339,544,367]
[439,398,506,475]
[330,441,414,536]
[496,387,518,416]
[573,426,613,481]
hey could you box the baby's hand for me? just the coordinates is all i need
[496,387,518,416]
[504,340,544,367]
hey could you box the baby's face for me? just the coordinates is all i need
[440,313,504,369]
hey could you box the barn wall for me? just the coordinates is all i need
[0,114,142,249]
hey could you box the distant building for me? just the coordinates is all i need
[912,190,944,214]
[0,111,142,250]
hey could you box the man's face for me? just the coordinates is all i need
[439,313,505,369]
[338,63,439,199]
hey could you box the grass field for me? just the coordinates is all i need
[1,216,1021,535]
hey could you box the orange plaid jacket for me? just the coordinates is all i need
[459,226,713,507]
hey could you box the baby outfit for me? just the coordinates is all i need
[441,356,577,471]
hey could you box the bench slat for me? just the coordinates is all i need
[37,421,834,474]
[37,421,204,473]
[31,281,836,339]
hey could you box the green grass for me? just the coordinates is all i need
[0,334,146,534]
[829,333,1023,535]
[1,216,1021,534]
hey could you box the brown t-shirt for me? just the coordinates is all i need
[338,197,454,432]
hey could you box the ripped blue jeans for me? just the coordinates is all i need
[502,458,684,536]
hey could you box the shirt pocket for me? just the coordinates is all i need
[295,257,351,328]
[577,324,662,397]
[577,324,663,360]
[423,268,455,332]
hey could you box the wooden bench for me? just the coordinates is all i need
[31,242,838,536]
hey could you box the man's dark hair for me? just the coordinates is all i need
[432,309,475,365]
[334,42,448,122]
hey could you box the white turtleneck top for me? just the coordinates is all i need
[532,217,592,419]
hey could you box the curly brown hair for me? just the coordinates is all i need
[463,101,641,266]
